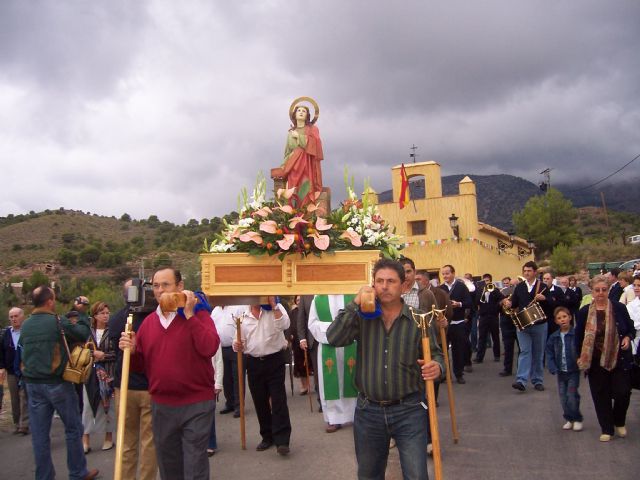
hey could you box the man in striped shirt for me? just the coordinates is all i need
[327,258,444,480]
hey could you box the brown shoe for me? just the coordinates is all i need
[325,424,342,433]
[83,469,99,480]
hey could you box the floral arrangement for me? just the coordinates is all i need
[205,172,402,260]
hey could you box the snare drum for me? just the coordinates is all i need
[514,302,546,331]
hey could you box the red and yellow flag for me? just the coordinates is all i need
[399,163,410,209]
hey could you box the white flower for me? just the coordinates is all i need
[238,217,255,228]
[364,228,374,238]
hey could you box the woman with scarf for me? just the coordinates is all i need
[82,302,116,453]
[576,275,636,442]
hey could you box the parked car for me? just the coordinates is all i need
[618,258,640,272]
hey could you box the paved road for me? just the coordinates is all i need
[1,359,638,479]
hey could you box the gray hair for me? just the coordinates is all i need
[590,275,610,288]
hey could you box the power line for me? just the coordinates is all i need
[566,152,640,192]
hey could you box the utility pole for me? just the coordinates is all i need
[600,191,614,244]
[539,168,552,193]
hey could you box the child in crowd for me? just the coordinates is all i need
[545,306,583,431]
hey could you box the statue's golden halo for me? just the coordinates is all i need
[289,96,319,125]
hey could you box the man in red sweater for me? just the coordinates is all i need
[119,268,220,480]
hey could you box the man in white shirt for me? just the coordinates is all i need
[211,305,247,418]
[233,297,292,455]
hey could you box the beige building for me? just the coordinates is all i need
[365,161,534,281]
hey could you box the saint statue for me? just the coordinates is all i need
[272,97,324,207]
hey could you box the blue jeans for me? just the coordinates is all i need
[26,382,89,480]
[353,392,429,480]
[557,371,583,422]
[515,322,547,386]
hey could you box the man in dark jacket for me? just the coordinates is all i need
[0,307,29,434]
[440,264,473,384]
[475,274,504,363]
[19,286,98,480]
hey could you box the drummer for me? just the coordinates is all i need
[502,261,552,392]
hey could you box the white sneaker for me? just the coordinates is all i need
[426,443,433,455]
[599,434,612,442]
[562,421,573,430]
[615,426,627,438]
[572,421,583,432]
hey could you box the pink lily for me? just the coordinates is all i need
[253,206,273,218]
[259,220,278,234]
[276,187,297,200]
[340,229,362,247]
[230,227,241,239]
[276,205,294,214]
[277,234,296,250]
[309,233,330,251]
[306,203,319,213]
[289,216,309,229]
[239,231,263,245]
[315,217,333,231]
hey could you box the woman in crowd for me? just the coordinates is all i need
[617,272,635,305]
[568,276,583,305]
[625,275,640,355]
[82,301,116,453]
[575,275,636,442]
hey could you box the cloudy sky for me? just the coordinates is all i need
[1,1,639,223]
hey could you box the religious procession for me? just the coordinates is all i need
[1,96,639,480]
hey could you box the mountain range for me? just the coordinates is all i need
[377,174,640,231]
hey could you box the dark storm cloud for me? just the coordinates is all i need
[1,0,639,222]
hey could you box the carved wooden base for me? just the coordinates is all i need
[200,250,379,296]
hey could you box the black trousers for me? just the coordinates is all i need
[246,350,292,446]
[476,315,500,362]
[587,364,632,435]
[500,315,518,373]
[447,322,470,378]
[221,346,245,413]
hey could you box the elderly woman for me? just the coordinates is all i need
[82,301,116,453]
[575,275,636,442]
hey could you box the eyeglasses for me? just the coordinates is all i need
[152,282,176,290]
[592,287,608,293]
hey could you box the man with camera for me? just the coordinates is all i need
[109,279,158,480]
[19,286,99,480]
[119,267,220,480]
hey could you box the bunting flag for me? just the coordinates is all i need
[399,163,410,209]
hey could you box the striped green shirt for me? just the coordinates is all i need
[326,301,444,402]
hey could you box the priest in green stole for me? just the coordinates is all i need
[308,294,358,431]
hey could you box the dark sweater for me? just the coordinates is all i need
[510,279,551,314]
[131,309,220,406]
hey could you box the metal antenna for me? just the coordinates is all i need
[410,144,419,163]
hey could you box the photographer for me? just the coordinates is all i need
[108,279,158,480]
